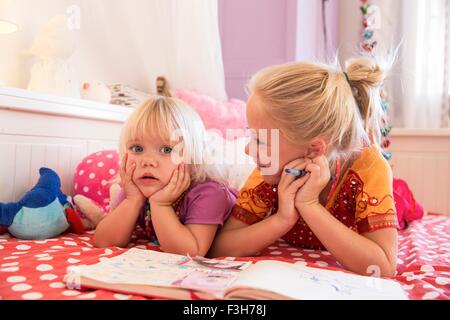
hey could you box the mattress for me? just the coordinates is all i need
[0,214,448,300]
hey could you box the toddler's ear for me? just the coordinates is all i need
[305,138,327,158]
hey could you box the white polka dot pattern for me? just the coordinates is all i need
[0,215,448,300]
[73,150,120,213]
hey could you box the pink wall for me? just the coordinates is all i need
[219,0,340,100]
[296,0,339,61]
[218,0,297,100]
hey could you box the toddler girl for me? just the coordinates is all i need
[95,79,237,257]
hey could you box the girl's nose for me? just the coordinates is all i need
[141,156,158,168]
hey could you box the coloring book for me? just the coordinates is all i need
[64,248,407,300]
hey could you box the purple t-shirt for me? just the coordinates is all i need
[112,181,237,232]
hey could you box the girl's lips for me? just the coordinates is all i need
[138,176,159,186]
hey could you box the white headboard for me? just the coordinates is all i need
[0,87,255,203]
[0,87,131,202]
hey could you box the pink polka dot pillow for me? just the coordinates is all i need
[73,150,120,212]
[175,88,247,140]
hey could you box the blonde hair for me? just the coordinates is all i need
[119,77,228,185]
[248,56,389,166]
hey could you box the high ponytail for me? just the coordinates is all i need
[248,55,392,171]
[344,57,387,146]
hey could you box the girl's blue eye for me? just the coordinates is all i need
[160,146,173,154]
[130,145,143,153]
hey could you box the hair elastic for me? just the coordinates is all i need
[343,72,351,84]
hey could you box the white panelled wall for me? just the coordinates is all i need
[389,129,450,215]
[0,87,130,201]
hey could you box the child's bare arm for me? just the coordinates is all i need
[150,204,218,256]
[295,155,398,277]
[149,162,218,255]
[94,153,146,248]
[297,203,398,277]
[208,214,295,258]
[209,158,311,258]
[94,198,143,248]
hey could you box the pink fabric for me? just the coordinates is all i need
[393,178,424,230]
[0,214,449,300]
[73,150,120,213]
[175,88,247,140]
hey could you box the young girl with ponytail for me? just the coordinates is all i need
[210,57,399,277]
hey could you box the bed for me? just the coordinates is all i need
[0,213,449,300]
[1,87,449,300]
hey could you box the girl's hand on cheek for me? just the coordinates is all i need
[276,158,312,228]
[150,163,191,208]
[120,153,146,205]
[294,155,330,210]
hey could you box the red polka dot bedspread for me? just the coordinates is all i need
[1,214,449,300]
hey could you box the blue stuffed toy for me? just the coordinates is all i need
[0,167,73,239]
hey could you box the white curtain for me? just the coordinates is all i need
[397,0,450,128]
[0,0,228,101]
[337,0,450,128]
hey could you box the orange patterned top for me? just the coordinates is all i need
[231,145,399,250]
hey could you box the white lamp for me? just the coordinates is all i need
[0,19,17,34]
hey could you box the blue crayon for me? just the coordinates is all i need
[285,168,308,177]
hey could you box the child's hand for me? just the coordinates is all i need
[120,153,146,205]
[294,155,330,209]
[276,158,312,227]
[149,163,191,208]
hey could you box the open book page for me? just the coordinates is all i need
[66,248,251,298]
[225,260,408,300]
[66,249,407,300]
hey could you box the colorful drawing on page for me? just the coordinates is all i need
[172,270,237,293]
[184,256,252,271]
[294,268,382,296]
